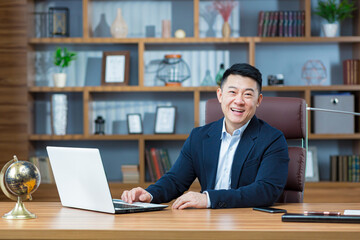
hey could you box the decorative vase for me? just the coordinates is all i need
[222,21,231,38]
[51,94,67,135]
[94,13,111,37]
[110,8,128,38]
[53,73,66,87]
[322,23,338,37]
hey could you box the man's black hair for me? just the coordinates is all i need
[220,63,262,93]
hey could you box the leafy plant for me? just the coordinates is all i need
[315,0,357,23]
[53,47,77,73]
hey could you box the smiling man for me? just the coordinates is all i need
[122,63,290,209]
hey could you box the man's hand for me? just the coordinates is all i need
[121,187,151,204]
[172,191,208,210]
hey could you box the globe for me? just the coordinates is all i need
[4,161,40,198]
[0,156,41,219]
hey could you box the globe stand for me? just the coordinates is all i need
[0,155,40,220]
[3,196,36,219]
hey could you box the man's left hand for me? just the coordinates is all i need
[172,191,207,210]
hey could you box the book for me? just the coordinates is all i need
[278,11,284,37]
[257,11,265,37]
[150,148,162,180]
[262,11,270,37]
[145,149,155,182]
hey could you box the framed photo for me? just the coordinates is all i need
[101,51,130,86]
[127,114,143,134]
[305,146,320,182]
[154,106,176,134]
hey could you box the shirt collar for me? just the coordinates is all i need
[221,118,250,140]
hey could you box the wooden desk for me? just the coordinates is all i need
[0,202,359,239]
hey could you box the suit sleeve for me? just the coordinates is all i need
[146,129,197,204]
[206,132,289,208]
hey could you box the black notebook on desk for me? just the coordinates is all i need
[282,213,360,223]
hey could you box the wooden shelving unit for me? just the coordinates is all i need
[24,0,360,202]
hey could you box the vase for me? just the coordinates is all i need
[53,73,66,87]
[94,13,111,37]
[322,23,338,37]
[110,8,128,38]
[51,94,67,135]
[222,21,231,38]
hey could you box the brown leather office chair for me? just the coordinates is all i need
[205,97,307,203]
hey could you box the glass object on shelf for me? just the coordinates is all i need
[215,63,225,86]
[301,60,327,85]
[156,54,190,86]
[94,13,111,37]
[95,116,105,135]
[110,8,128,38]
[201,70,215,86]
[48,7,69,37]
[200,3,218,37]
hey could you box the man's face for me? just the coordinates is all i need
[217,74,263,134]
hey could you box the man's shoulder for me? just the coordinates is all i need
[191,118,222,137]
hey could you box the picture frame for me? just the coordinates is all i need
[305,146,320,182]
[154,106,176,134]
[101,51,130,86]
[127,114,143,134]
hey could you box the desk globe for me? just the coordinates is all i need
[0,155,41,219]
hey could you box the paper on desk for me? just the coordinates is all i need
[344,210,360,215]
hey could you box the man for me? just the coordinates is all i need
[121,63,289,209]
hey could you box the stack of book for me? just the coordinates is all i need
[121,165,139,183]
[343,59,360,85]
[257,10,305,37]
[145,148,172,182]
[29,156,55,184]
[330,155,360,182]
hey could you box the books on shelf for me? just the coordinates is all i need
[121,165,139,183]
[145,148,172,182]
[29,156,55,184]
[257,10,305,37]
[330,155,360,182]
[343,59,360,85]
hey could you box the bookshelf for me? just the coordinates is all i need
[5,0,358,201]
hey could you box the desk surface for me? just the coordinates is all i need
[0,202,360,239]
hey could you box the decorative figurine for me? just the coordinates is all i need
[95,116,105,135]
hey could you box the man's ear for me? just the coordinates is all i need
[256,94,263,107]
[216,88,222,103]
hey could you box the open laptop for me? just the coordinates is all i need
[46,146,167,214]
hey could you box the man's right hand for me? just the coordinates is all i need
[121,187,151,204]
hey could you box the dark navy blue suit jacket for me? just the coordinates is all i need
[146,116,289,208]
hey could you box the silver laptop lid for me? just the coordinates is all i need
[46,146,115,213]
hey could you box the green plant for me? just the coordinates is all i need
[53,47,77,73]
[315,0,357,23]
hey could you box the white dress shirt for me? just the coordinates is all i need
[205,119,250,208]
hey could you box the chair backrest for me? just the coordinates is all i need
[205,97,307,203]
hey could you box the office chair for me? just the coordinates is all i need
[205,97,307,203]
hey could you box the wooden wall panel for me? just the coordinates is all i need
[0,0,28,200]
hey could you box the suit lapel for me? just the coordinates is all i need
[203,119,222,189]
[231,116,259,189]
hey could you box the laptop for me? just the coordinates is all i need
[46,146,168,214]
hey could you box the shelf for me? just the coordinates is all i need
[28,36,360,45]
[28,85,360,93]
[29,134,189,141]
[309,133,360,140]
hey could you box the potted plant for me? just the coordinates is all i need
[53,47,77,87]
[314,0,357,37]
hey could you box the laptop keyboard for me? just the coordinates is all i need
[113,203,144,209]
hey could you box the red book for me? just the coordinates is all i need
[257,11,264,37]
[150,148,162,180]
